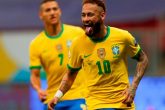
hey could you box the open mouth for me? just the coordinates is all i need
[84,26,93,36]
[86,26,92,32]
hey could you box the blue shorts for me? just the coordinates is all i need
[44,99,86,110]
[96,108,123,110]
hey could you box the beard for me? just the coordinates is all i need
[84,20,101,39]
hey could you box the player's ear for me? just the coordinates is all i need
[101,11,106,21]
[59,8,62,17]
[39,11,43,21]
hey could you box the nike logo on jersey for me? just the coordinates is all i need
[84,54,92,58]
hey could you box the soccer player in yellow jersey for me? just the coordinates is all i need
[29,0,86,110]
[48,0,148,110]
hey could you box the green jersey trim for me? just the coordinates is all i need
[29,66,42,70]
[132,48,142,61]
[44,24,64,39]
[67,64,81,72]
[89,26,110,43]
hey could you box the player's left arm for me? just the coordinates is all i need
[122,31,149,104]
[123,50,148,104]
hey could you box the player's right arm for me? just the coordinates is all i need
[29,40,47,102]
[48,69,79,110]
[59,69,79,95]
[30,69,47,102]
[30,69,41,91]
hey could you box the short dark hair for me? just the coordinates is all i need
[82,0,106,12]
[40,0,56,5]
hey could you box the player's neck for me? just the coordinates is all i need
[94,25,107,39]
[45,22,62,37]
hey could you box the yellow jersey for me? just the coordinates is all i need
[68,26,141,110]
[29,24,85,103]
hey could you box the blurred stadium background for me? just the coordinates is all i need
[0,0,165,110]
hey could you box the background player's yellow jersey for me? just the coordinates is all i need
[29,24,85,103]
[68,26,141,110]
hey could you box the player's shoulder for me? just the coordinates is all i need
[110,26,133,40]
[110,26,130,35]
[71,33,86,46]
[30,31,45,46]
[63,24,84,32]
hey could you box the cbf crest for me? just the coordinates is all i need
[112,45,120,58]
[66,40,72,48]
[97,48,106,59]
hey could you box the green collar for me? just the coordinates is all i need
[45,24,64,39]
[89,26,110,43]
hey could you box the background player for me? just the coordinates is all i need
[29,0,86,109]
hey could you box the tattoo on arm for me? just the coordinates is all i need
[60,79,71,94]
[131,50,148,90]
[59,70,78,94]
